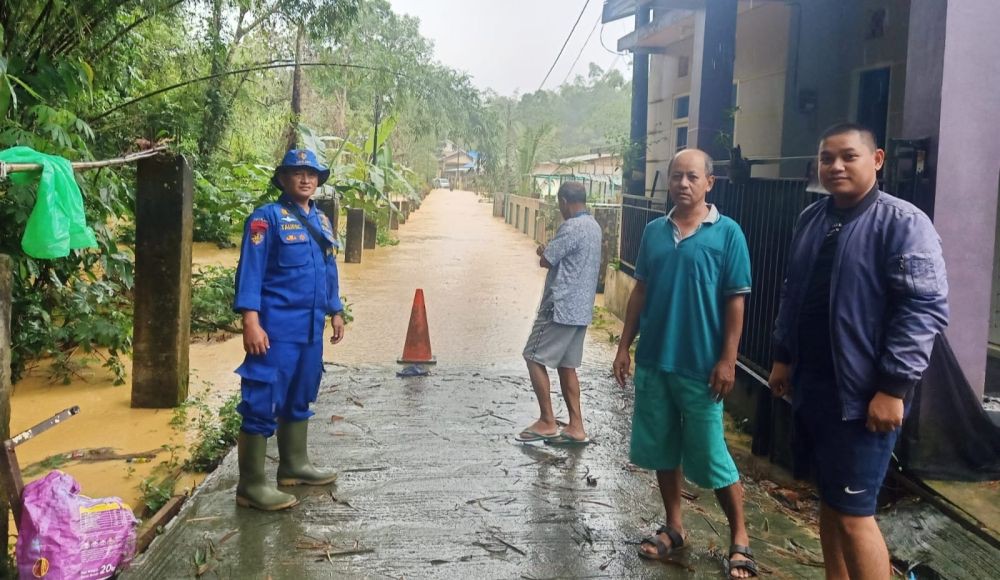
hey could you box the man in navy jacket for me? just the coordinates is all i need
[769,123,948,579]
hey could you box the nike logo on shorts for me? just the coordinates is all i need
[843,486,867,495]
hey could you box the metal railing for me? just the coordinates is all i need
[709,178,822,371]
[619,194,666,274]
[617,177,822,372]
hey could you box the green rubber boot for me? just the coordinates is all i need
[236,432,299,511]
[276,420,338,486]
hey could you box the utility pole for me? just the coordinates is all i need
[371,95,382,168]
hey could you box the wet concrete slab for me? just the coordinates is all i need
[124,359,825,579]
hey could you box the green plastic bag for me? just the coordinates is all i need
[0,146,98,259]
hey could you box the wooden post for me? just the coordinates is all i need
[345,208,364,263]
[132,155,193,408]
[0,254,12,553]
[363,216,377,249]
[400,201,410,224]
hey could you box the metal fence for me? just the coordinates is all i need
[618,178,822,372]
[619,194,666,274]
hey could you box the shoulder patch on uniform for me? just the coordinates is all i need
[250,217,268,233]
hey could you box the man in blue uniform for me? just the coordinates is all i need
[233,149,345,511]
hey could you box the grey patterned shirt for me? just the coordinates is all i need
[539,212,603,326]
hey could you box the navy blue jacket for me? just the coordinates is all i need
[234,194,343,344]
[772,190,949,420]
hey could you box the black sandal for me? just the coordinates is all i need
[638,525,686,561]
[725,544,759,578]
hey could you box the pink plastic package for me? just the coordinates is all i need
[15,470,139,579]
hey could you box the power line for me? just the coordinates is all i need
[538,0,591,92]
[599,20,626,55]
[561,13,602,86]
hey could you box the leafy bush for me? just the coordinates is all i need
[139,475,176,516]
[180,392,242,473]
[3,172,136,385]
[190,266,239,336]
[192,162,271,247]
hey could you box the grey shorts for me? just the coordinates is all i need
[522,310,587,369]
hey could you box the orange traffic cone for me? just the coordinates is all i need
[398,289,436,364]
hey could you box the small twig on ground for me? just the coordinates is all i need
[701,513,722,537]
[491,535,527,556]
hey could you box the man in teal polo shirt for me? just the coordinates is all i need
[613,149,758,578]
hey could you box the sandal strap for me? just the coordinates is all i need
[654,525,685,549]
[728,545,759,578]
[728,558,759,577]
[638,536,670,558]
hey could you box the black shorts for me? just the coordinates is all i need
[794,375,899,517]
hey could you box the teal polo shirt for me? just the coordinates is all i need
[634,206,752,382]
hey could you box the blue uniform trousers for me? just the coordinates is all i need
[235,340,323,436]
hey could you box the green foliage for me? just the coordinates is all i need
[191,266,240,335]
[192,163,272,246]
[376,228,399,247]
[178,392,242,473]
[338,296,354,326]
[139,475,176,515]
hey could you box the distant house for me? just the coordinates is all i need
[603,0,1000,398]
[438,149,479,189]
[530,152,623,203]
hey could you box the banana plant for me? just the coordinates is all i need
[300,120,419,217]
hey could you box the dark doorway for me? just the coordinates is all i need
[857,67,891,148]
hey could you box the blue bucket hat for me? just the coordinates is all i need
[271,149,331,190]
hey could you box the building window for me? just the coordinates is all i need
[678,56,689,78]
[674,125,688,152]
[673,95,689,120]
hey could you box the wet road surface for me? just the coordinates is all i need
[124,362,824,579]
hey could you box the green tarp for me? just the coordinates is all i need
[0,146,97,259]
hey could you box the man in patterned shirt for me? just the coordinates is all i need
[517,181,603,446]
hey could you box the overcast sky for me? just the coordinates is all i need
[388,0,635,96]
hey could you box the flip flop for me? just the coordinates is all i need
[514,428,559,442]
[544,433,592,446]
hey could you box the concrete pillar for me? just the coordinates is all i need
[647,53,680,200]
[132,155,193,408]
[400,201,410,224]
[688,0,737,162]
[389,204,399,230]
[592,208,621,293]
[626,6,652,195]
[902,1,1000,396]
[363,216,377,249]
[345,208,364,263]
[315,197,339,237]
[0,255,11,556]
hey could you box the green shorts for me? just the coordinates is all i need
[629,365,740,490]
